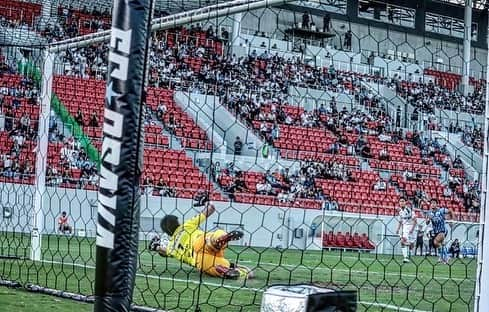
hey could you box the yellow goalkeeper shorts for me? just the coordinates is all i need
[193,229,231,277]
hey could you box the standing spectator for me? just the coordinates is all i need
[75,108,84,126]
[234,136,243,155]
[427,228,437,256]
[210,161,221,183]
[414,224,425,256]
[221,27,229,41]
[19,113,30,132]
[344,30,352,50]
[323,14,331,32]
[166,113,176,134]
[302,12,310,29]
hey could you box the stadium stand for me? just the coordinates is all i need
[0,2,486,311]
[0,7,483,218]
[0,0,41,27]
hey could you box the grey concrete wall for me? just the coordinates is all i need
[0,183,479,256]
[175,91,272,158]
[288,86,356,111]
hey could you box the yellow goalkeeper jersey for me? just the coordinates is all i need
[167,213,206,266]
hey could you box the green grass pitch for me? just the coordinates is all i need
[0,233,476,311]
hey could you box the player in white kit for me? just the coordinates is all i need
[396,197,417,263]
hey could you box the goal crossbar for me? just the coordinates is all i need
[47,0,294,53]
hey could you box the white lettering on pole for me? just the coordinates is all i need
[96,25,132,249]
[110,28,132,54]
[99,166,119,192]
[98,193,116,225]
[108,52,129,81]
[102,136,122,166]
[108,28,132,81]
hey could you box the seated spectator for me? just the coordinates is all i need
[58,211,73,234]
[155,178,176,197]
[441,155,451,171]
[404,143,413,156]
[75,108,84,126]
[327,142,340,154]
[265,170,286,189]
[403,170,415,181]
[277,190,295,202]
[360,145,372,158]
[378,133,392,142]
[448,175,461,191]
[443,187,453,197]
[379,147,390,161]
[271,123,279,140]
[210,161,221,183]
[165,113,177,134]
[88,112,99,127]
[2,154,13,177]
[143,176,154,195]
[355,135,370,157]
[323,196,339,210]
[259,121,269,137]
[226,171,248,199]
[373,179,387,191]
[449,239,460,259]
[157,102,167,119]
[256,180,273,195]
[234,136,243,155]
[19,114,30,132]
[453,155,464,169]
[11,132,25,148]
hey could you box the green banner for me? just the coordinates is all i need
[18,61,101,166]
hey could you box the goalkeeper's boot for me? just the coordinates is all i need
[216,265,240,280]
[236,265,254,280]
[149,235,161,251]
[213,230,244,250]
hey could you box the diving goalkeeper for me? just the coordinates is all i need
[149,194,253,279]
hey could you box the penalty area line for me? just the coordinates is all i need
[40,259,263,292]
[358,301,431,312]
[239,260,473,282]
[40,259,432,312]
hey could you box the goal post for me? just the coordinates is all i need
[30,50,54,261]
[94,0,153,311]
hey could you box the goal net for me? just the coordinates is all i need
[0,0,487,311]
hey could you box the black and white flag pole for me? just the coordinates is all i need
[94,0,153,311]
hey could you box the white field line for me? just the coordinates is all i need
[38,245,477,283]
[238,260,475,282]
[40,259,452,312]
[358,301,431,312]
[41,259,262,292]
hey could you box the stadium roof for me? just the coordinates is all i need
[70,0,236,15]
[60,0,489,16]
[436,0,488,9]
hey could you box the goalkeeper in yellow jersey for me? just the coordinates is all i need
[149,194,253,279]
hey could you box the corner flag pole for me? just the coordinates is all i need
[94,0,153,311]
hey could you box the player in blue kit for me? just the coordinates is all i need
[425,198,454,264]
